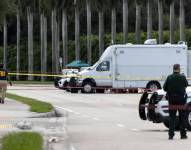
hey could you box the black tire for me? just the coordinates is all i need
[185,107,191,131]
[138,92,148,120]
[146,82,161,91]
[81,82,94,93]
[96,89,105,93]
[163,121,169,129]
[54,77,61,87]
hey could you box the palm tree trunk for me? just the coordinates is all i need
[75,5,80,60]
[123,0,128,43]
[51,9,56,74]
[170,1,175,43]
[44,16,47,79]
[40,13,47,81]
[99,10,104,57]
[62,9,68,66]
[135,2,141,44]
[111,7,116,44]
[40,13,44,81]
[179,0,185,41]
[3,17,7,69]
[158,0,163,44]
[16,11,20,80]
[27,7,34,80]
[87,0,92,65]
[55,19,60,74]
[147,0,152,39]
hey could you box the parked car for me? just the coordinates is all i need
[139,87,191,130]
[55,69,78,90]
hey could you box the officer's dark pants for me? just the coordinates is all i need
[168,95,187,138]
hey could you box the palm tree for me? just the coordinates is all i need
[110,0,118,44]
[25,0,39,80]
[16,0,21,80]
[123,0,128,43]
[27,6,34,80]
[3,17,7,69]
[62,1,73,66]
[74,0,80,60]
[179,0,185,41]
[39,0,48,81]
[50,0,60,74]
[0,0,16,69]
[135,0,142,44]
[86,0,92,64]
[158,0,163,44]
[167,0,175,43]
[93,0,108,56]
[147,0,152,39]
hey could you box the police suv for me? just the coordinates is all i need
[139,87,191,130]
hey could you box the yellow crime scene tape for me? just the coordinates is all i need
[8,72,191,81]
[0,124,14,129]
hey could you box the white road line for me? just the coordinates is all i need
[116,124,125,127]
[71,145,77,150]
[74,112,81,115]
[92,117,100,121]
[82,115,89,118]
[131,128,140,131]
[54,106,74,113]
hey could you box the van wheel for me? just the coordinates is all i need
[185,107,191,131]
[146,82,161,91]
[81,82,94,93]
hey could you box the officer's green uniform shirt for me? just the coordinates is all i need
[163,73,188,95]
[0,69,8,81]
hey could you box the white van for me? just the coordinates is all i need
[74,40,190,93]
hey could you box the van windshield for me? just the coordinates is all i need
[88,61,99,70]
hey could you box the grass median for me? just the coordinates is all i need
[6,93,54,113]
[2,132,43,150]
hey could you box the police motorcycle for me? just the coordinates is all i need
[139,87,191,130]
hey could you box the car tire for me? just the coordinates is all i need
[54,77,61,87]
[185,106,191,131]
[81,82,94,93]
[163,121,169,129]
[146,82,161,91]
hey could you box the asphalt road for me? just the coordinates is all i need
[8,85,191,150]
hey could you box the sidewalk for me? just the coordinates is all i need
[0,98,37,119]
[0,98,69,150]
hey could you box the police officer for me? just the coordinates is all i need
[163,64,188,140]
[0,63,12,104]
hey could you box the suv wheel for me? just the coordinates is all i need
[81,82,94,93]
[147,82,161,91]
[185,108,191,130]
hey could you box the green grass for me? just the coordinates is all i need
[11,81,53,85]
[2,132,43,150]
[6,93,54,113]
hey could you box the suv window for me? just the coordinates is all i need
[96,61,110,72]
